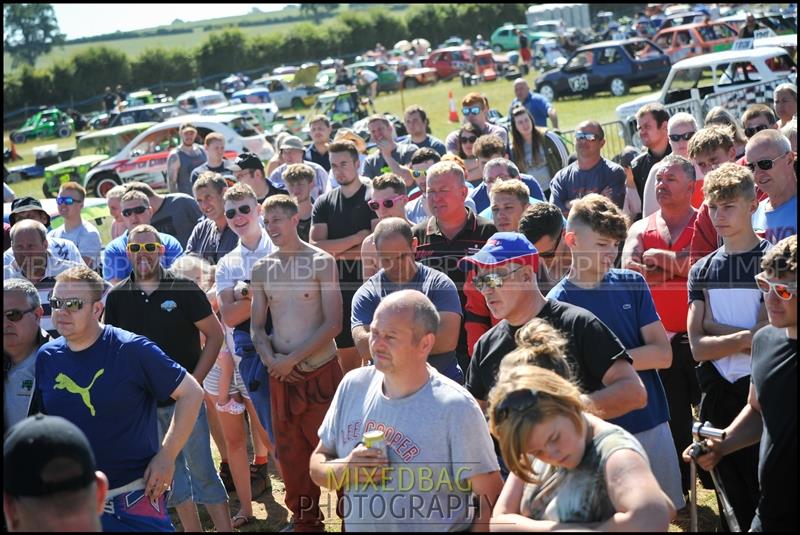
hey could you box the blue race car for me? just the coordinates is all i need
[534,38,671,101]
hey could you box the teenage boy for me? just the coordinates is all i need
[684,234,797,532]
[48,182,102,269]
[548,193,683,509]
[281,163,317,242]
[687,162,770,531]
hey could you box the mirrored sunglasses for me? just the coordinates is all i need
[755,274,796,301]
[56,196,80,205]
[49,297,88,312]
[472,266,523,292]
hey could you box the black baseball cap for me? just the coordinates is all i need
[233,152,264,173]
[4,414,97,497]
[9,196,51,227]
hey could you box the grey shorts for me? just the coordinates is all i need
[203,354,250,399]
[635,421,686,510]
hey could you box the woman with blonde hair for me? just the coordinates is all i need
[704,106,748,159]
[488,364,675,530]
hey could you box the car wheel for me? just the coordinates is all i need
[89,174,119,198]
[404,78,418,89]
[493,44,503,53]
[42,183,54,198]
[539,84,556,102]
[11,132,26,144]
[57,125,72,138]
[610,77,629,97]
[291,98,305,110]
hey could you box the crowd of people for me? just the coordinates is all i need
[3,72,797,533]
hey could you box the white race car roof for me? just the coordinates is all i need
[672,46,790,69]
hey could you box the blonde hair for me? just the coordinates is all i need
[688,126,734,159]
[498,318,573,382]
[488,365,585,484]
[490,179,530,205]
[761,235,797,279]
[59,181,86,201]
[282,163,315,185]
[262,194,298,217]
[702,162,756,203]
[567,193,629,242]
[55,266,105,303]
[223,182,257,204]
[169,254,215,292]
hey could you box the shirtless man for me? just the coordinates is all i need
[250,194,343,532]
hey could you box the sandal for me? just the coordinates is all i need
[231,513,255,529]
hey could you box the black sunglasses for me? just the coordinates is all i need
[668,131,695,142]
[122,205,148,217]
[538,230,563,259]
[368,195,406,211]
[460,135,478,144]
[744,124,770,138]
[746,153,789,172]
[5,306,36,322]
[493,388,541,424]
[225,205,253,219]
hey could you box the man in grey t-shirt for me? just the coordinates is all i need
[310,290,502,532]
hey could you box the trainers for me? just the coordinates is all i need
[216,398,246,415]
[219,462,235,493]
[250,462,271,498]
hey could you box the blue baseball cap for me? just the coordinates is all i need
[459,232,539,272]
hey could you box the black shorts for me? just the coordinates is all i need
[336,288,356,349]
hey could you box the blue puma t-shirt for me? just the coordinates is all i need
[34,325,186,489]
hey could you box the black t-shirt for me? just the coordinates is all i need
[750,325,798,531]
[312,183,377,289]
[631,144,671,202]
[297,216,312,243]
[466,299,630,401]
[103,270,212,374]
[184,218,239,265]
[189,160,237,185]
[150,194,203,249]
[305,144,331,172]
[256,180,289,204]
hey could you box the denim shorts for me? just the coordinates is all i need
[156,403,228,507]
[233,328,275,443]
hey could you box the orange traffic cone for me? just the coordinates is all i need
[448,91,459,123]
[10,141,19,161]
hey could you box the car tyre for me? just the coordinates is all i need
[42,183,54,198]
[492,44,503,53]
[11,132,26,144]
[539,83,556,102]
[291,98,305,110]
[57,125,72,138]
[404,78,418,89]
[88,174,119,198]
[610,77,629,97]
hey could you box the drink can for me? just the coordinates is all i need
[363,430,388,458]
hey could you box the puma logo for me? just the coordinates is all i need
[54,369,105,416]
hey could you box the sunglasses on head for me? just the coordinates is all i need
[56,196,80,206]
[462,106,482,116]
[494,388,541,425]
[126,242,163,253]
[744,124,770,138]
[49,297,89,312]
[122,205,148,217]
[755,273,796,300]
[575,132,598,141]
[472,266,523,292]
[4,306,36,322]
[668,131,696,142]
[538,230,563,259]
[368,195,406,211]
[460,135,478,144]
[224,204,252,219]
[746,152,789,172]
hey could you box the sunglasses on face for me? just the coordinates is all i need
[224,204,253,219]
[744,124,770,138]
[4,306,36,322]
[668,131,696,142]
[493,388,540,425]
[126,242,164,253]
[49,297,89,312]
[122,205,148,217]
[575,132,598,141]
[460,135,478,144]
[462,106,482,116]
[368,195,406,211]
[57,196,80,205]
[755,274,796,300]
[538,230,563,259]
[411,169,427,179]
[746,153,788,172]
[472,266,523,292]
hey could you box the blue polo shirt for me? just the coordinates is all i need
[510,91,551,128]
[468,174,545,214]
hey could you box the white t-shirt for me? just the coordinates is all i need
[215,228,275,294]
[48,220,102,267]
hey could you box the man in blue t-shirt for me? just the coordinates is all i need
[746,129,797,244]
[32,265,204,532]
[102,190,183,284]
[547,193,684,509]
[351,218,464,382]
[468,158,545,215]
[686,163,769,531]
[509,78,559,129]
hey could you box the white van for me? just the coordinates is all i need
[175,89,229,114]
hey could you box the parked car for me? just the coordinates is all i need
[534,38,671,101]
[175,89,229,114]
[657,11,706,30]
[304,89,370,136]
[10,108,74,144]
[231,87,274,105]
[719,13,797,35]
[616,46,797,142]
[251,76,319,110]
[82,114,274,197]
[211,102,279,132]
[490,24,533,52]
[424,46,473,80]
[42,122,155,198]
[344,61,401,94]
[400,66,438,89]
[653,21,739,63]
[106,103,186,129]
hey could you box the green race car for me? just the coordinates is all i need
[42,122,155,198]
[10,108,75,145]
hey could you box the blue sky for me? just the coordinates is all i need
[52,4,292,40]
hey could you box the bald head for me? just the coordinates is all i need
[375,290,440,342]
[10,219,48,244]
